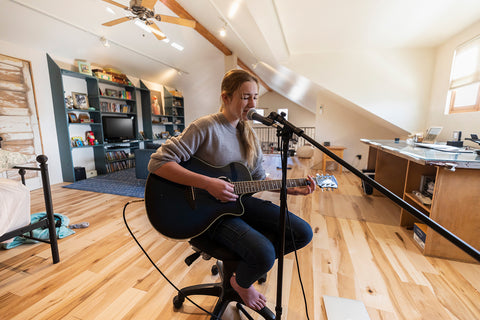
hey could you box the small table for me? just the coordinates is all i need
[322,146,346,174]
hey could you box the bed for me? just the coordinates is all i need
[0,153,60,264]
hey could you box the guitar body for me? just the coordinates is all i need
[145,157,252,240]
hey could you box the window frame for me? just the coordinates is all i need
[448,83,480,113]
[447,35,480,114]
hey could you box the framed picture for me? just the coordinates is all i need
[105,88,118,97]
[160,131,170,139]
[72,92,89,109]
[77,61,92,75]
[0,54,44,180]
[68,112,78,123]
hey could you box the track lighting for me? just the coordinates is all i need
[100,36,110,47]
[219,25,227,37]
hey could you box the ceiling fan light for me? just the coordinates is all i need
[162,38,170,43]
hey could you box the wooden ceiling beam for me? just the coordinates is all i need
[158,0,232,56]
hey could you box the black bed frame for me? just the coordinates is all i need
[0,155,60,264]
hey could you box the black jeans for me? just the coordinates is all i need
[204,196,313,288]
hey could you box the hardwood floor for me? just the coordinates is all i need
[1,154,479,319]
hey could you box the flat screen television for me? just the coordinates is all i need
[102,116,136,143]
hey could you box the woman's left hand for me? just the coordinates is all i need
[288,175,316,195]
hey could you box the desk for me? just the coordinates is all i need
[322,146,345,174]
[361,139,480,262]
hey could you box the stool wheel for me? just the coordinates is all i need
[173,295,185,309]
[211,264,219,275]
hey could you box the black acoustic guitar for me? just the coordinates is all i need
[145,157,338,240]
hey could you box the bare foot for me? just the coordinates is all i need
[230,275,267,310]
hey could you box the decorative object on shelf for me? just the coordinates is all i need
[71,136,85,147]
[64,95,74,109]
[85,131,96,146]
[78,113,92,123]
[104,88,119,97]
[68,112,78,123]
[152,96,161,115]
[160,132,170,139]
[173,129,181,137]
[103,67,131,85]
[169,89,183,97]
[93,68,112,81]
[77,60,92,75]
[72,92,89,109]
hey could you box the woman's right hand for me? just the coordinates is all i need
[206,177,238,202]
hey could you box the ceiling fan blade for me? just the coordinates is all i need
[140,0,157,10]
[102,16,132,26]
[101,0,128,10]
[155,14,196,28]
[149,23,166,40]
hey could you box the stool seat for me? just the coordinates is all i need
[189,236,240,261]
[172,235,275,320]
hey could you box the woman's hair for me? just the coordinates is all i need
[220,69,261,169]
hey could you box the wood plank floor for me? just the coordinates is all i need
[1,154,479,319]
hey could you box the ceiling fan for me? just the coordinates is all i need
[101,0,196,40]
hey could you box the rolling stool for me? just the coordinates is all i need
[173,236,275,320]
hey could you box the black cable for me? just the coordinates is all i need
[280,148,311,320]
[122,199,221,320]
[286,207,310,320]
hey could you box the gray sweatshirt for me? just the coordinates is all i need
[147,112,265,180]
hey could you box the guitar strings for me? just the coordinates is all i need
[122,199,222,320]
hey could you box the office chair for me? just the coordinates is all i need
[173,235,275,320]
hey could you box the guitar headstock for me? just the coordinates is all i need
[314,173,338,191]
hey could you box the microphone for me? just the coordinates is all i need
[246,109,276,126]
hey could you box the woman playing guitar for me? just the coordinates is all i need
[148,69,316,311]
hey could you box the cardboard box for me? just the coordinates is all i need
[413,223,427,249]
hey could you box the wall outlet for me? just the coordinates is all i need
[356,154,362,160]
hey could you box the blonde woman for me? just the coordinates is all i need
[149,69,315,311]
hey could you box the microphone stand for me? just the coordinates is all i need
[265,112,307,320]
[274,116,294,320]
[265,112,480,272]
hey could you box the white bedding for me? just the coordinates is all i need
[0,178,30,237]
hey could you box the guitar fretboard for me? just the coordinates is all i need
[234,179,308,195]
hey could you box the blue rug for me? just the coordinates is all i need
[63,168,145,198]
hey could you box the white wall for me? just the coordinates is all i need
[258,91,407,171]
[427,20,480,146]
[284,48,436,134]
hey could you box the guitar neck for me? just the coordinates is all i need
[233,178,308,195]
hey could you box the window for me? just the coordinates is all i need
[447,35,480,113]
